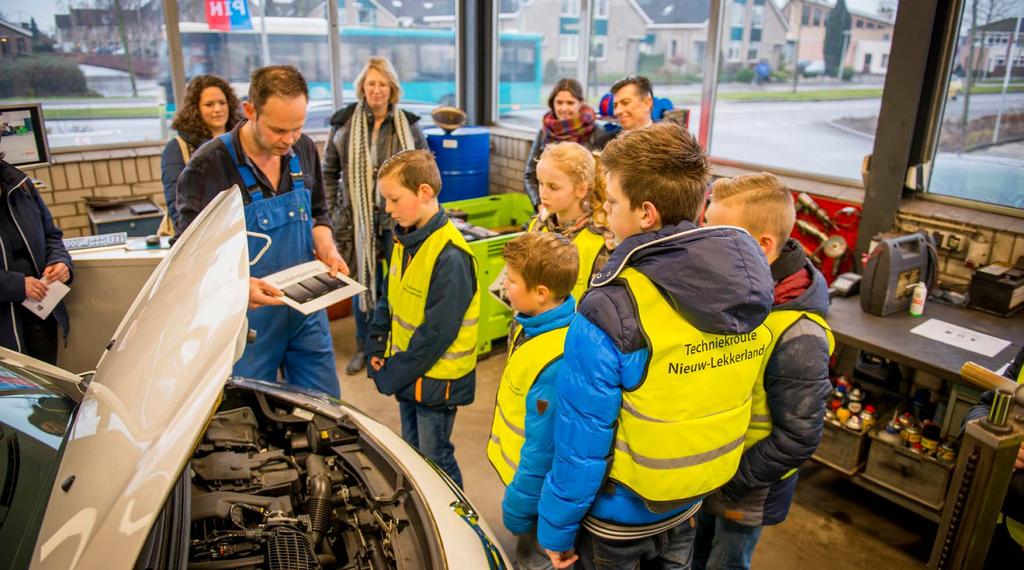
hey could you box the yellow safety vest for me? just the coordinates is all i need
[611,268,773,507]
[386,219,480,379]
[528,216,605,301]
[487,323,568,485]
[744,310,834,480]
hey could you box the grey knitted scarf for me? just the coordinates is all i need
[347,102,415,311]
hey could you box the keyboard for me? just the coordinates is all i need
[282,273,347,304]
[63,232,128,251]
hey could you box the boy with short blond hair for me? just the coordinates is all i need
[695,172,834,570]
[489,231,579,570]
[537,122,775,569]
[364,149,478,488]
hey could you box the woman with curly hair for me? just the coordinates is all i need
[160,74,241,229]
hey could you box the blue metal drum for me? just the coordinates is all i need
[425,126,490,202]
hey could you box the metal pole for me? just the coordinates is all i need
[840,29,850,75]
[162,0,186,111]
[256,0,271,67]
[326,0,344,110]
[576,0,592,97]
[699,0,725,151]
[992,12,1022,144]
[792,4,803,93]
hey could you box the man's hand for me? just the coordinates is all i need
[545,549,578,569]
[370,356,385,372]
[42,262,71,284]
[249,277,284,309]
[1015,441,1024,471]
[25,277,48,301]
[312,225,350,277]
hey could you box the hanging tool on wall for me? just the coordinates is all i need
[797,192,837,230]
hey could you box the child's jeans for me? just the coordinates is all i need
[692,510,763,570]
[515,530,554,570]
[575,516,696,570]
[398,400,463,488]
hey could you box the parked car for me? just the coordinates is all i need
[801,60,826,78]
[1,190,510,570]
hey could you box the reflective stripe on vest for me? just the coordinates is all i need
[611,268,773,507]
[386,219,480,379]
[528,216,605,301]
[744,310,834,480]
[487,323,568,485]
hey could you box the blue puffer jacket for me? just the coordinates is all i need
[0,162,73,353]
[702,241,833,526]
[502,296,575,535]
[537,222,774,552]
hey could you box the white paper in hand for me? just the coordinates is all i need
[22,281,70,320]
[262,260,366,315]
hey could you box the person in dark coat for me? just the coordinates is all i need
[523,78,598,209]
[160,74,242,230]
[695,173,833,570]
[321,56,427,375]
[0,159,73,364]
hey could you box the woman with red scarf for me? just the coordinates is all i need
[523,78,597,209]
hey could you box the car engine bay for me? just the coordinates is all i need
[185,388,439,570]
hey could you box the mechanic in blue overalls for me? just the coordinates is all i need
[176,66,348,398]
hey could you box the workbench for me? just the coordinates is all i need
[813,295,1024,523]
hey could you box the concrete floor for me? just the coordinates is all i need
[328,316,932,569]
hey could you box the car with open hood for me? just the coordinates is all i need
[0,189,509,570]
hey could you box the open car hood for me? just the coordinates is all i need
[33,189,251,569]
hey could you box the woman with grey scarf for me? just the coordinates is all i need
[323,57,427,375]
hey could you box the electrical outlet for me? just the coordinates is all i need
[942,232,967,253]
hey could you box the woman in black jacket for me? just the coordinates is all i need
[0,157,73,364]
[322,56,427,374]
[160,74,242,229]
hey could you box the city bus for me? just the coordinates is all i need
[176,18,542,121]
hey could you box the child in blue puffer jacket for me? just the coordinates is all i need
[488,232,579,570]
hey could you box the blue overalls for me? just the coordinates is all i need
[219,132,340,397]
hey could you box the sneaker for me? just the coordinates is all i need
[345,351,366,375]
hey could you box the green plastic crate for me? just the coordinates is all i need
[444,193,535,355]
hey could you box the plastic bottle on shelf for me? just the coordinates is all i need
[909,281,927,317]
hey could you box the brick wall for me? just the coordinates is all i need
[487,127,533,196]
[23,144,166,237]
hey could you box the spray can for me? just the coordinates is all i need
[909,282,927,317]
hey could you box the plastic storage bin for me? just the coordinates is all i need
[425,127,490,202]
[444,193,535,354]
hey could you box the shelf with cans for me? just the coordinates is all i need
[812,350,975,522]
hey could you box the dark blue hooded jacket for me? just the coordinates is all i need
[0,162,73,352]
[537,222,774,552]
[701,240,833,526]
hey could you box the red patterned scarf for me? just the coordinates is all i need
[543,105,597,144]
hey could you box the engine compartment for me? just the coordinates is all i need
[185,387,437,570]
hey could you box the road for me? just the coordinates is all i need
[37,92,1024,182]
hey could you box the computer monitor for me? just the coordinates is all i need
[0,103,50,169]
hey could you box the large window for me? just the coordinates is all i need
[178,1,331,129]
[710,0,899,181]
[0,0,171,148]
[927,2,1024,209]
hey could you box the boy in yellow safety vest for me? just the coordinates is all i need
[364,149,479,488]
[487,232,579,569]
[537,123,775,569]
[695,173,834,570]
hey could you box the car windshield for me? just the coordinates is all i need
[0,361,77,568]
